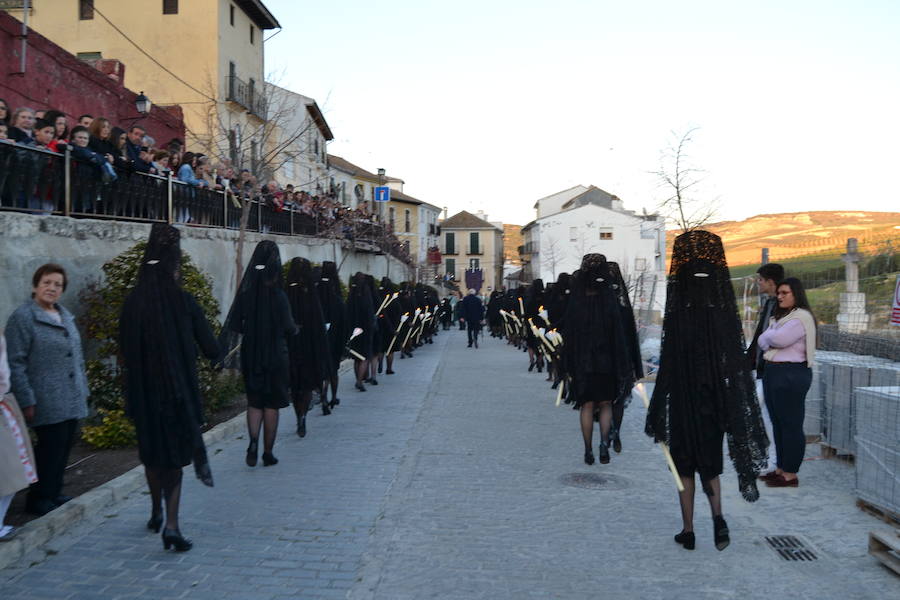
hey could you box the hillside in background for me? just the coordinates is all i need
[503,224,523,266]
[668,211,900,265]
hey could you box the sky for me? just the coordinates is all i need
[264,0,900,226]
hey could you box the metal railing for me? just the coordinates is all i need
[0,143,413,265]
[226,75,267,120]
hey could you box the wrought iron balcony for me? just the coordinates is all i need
[226,75,268,120]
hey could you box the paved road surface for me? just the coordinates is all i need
[1,329,896,599]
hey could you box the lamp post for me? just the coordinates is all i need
[135,91,152,115]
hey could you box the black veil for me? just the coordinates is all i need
[607,262,644,381]
[644,230,768,501]
[285,257,329,393]
[318,261,348,373]
[219,240,294,395]
[562,254,636,407]
[120,223,220,485]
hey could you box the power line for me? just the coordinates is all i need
[91,5,217,103]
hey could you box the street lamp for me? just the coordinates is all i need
[135,91,152,115]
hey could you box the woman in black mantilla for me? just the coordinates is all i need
[377,277,401,376]
[524,279,547,372]
[119,224,221,552]
[220,241,297,468]
[645,230,768,551]
[346,272,376,392]
[562,255,636,466]
[286,258,331,439]
[606,261,644,453]
[317,261,347,408]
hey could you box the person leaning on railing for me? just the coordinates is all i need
[7,107,35,144]
[67,125,116,213]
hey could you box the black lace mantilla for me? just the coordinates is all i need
[644,231,769,501]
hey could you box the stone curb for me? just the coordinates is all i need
[0,360,354,571]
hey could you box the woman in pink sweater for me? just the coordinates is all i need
[757,277,816,488]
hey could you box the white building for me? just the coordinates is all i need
[520,185,666,314]
[265,83,334,192]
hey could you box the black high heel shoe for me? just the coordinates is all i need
[321,401,332,416]
[674,530,695,550]
[162,529,192,552]
[330,397,340,407]
[147,514,163,533]
[713,516,730,551]
[297,416,307,438]
[610,429,622,454]
[584,449,595,465]
[262,451,278,466]
[355,382,366,392]
[528,360,535,372]
[245,438,258,467]
[598,441,610,464]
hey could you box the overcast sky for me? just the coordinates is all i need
[265,0,900,226]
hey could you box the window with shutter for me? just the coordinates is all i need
[163,0,178,15]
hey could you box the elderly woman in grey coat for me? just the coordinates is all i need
[5,264,89,517]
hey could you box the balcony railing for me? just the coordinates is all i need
[226,75,268,120]
[444,247,458,255]
[0,143,414,265]
[466,245,483,255]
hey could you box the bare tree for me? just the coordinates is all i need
[540,236,566,280]
[653,127,717,232]
[184,76,320,287]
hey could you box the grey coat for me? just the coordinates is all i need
[5,300,90,427]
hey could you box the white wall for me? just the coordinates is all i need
[0,213,411,327]
[536,204,666,312]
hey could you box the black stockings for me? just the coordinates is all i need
[355,359,368,384]
[328,373,339,402]
[293,391,312,422]
[145,466,184,531]
[678,475,722,533]
[247,406,279,453]
[579,401,612,450]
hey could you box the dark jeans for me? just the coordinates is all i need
[28,418,78,504]
[467,323,481,345]
[762,363,811,473]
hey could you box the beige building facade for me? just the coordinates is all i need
[440,211,504,294]
[22,0,279,164]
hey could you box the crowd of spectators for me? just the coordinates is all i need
[0,100,412,264]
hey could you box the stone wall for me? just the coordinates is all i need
[0,213,411,325]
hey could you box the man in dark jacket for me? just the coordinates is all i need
[459,289,485,348]
[125,125,153,173]
[746,262,783,474]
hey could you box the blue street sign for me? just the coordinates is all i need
[375,186,391,202]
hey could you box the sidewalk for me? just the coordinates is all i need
[1,329,897,599]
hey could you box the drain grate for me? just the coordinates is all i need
[765,535,818,561]
[559,473,629,490]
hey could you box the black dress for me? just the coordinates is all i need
[220,241,298,410]
[286,258,330,395]
[561,256,635,409]
[119,224,220,481]
[346,272,375,359]
[317,261,348,376]
[645,230,769,500]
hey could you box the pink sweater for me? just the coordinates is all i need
[758,319,807,363]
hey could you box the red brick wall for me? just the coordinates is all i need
[0,12,184,144]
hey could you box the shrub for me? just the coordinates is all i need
[78,240,242,448]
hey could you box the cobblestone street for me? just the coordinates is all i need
[1,329,897,599]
